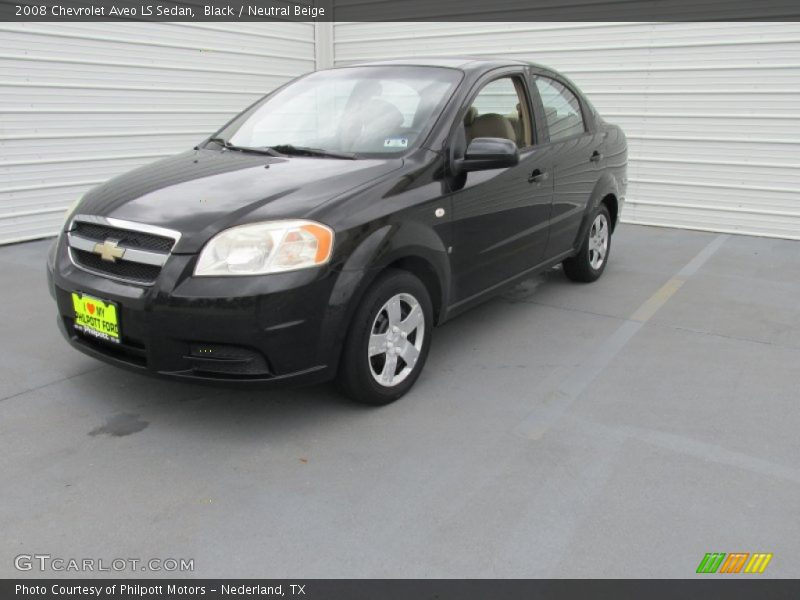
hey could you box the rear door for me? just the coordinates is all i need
[529,72,604,258]
[448,71,552,304]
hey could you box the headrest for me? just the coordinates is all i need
[468,113,516,143]
[361,98,404,129]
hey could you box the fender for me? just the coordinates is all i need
[572,171,620,251]
[318,220,452,371]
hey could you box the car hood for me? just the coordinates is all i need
[76,149,402,253]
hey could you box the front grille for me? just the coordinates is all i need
[68,217,179,285]
[72,249,162,284]
[73,221,175,253]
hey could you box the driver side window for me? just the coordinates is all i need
[464,76,533,149]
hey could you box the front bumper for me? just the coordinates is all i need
[48,235,355,387]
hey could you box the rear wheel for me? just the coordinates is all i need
[337,269,433,405]
[563,205,611,283]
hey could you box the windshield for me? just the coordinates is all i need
[215,66,463,158]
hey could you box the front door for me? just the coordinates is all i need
[448,74,552,304]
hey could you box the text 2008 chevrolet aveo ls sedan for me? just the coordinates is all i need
[48,58,627,405]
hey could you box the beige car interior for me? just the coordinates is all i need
[464,77,533,148]
[339,97,405,151]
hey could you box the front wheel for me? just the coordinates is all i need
[563,205,611,282]
[337,269,433,405]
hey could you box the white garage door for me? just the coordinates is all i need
[0,22,317,244]
[333,22,800,240]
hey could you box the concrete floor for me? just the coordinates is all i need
[1,224,798,578]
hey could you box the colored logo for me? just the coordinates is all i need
[696,552,773,574]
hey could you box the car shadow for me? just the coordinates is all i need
[65,266,566,439]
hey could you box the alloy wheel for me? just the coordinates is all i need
[368,292,425,387]
[588,213,609,270]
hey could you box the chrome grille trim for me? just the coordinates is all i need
[69,214,182,244]
[67,233,169,267]
[66,247,160,286]
[66,215,181,285]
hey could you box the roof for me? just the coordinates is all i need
[344,56,543,72]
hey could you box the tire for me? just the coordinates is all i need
[563,204,612,283]
[337,269,433,405]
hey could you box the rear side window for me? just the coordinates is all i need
[533,76,585,142]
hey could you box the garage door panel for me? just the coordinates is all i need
[333,22,800,45]
[605,115,800,140]
[3,21,800,243]
[628,180,800,214]
[623,201,800,240]
[4,22,316,54]
[0,212,71,244]
[626,138,800,166]
[588,92,800,114]
[0,32,313,77]
[0,58,291,92]
[1,185,103,217]
[2,86,262,112]
[0,25,315,64]
[1,133,205,162]
[3,111,233,136]
[1,156,176,192]
[173,22,315,41]
[527,56,798,77]
[335,22,800,239]
[567,68,800,90]
[339,44,800,72]
[0,51,311,81]
[0,23,315,244]
[632,159,800,189]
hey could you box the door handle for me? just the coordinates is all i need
[590,150,603,162]
[528,169,548,184]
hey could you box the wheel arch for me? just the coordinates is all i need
[381,255,444,324]
[321,222,451,372]
[601,193,619,233]
[573,173,620,250]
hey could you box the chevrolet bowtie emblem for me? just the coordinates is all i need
[93,239,126,262]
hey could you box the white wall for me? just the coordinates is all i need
[0,21,317,244]
[334,22,800,240]
[1,21,799,243]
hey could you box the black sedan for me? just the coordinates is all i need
[48,57,627,405]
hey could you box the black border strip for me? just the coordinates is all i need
[4,579,800,600]
[2,0,800,21]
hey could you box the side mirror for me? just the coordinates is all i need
[455,137,519,173]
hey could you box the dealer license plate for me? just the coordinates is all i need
[71,292,120,344]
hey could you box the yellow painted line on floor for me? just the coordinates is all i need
[629,277,685,323]
[514,234,729,441]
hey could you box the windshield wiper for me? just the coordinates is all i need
[206,137,282,157]
[268,144,357,160]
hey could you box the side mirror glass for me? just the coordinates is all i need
[455,137,519,173]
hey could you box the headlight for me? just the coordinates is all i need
[194,220,334,276]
